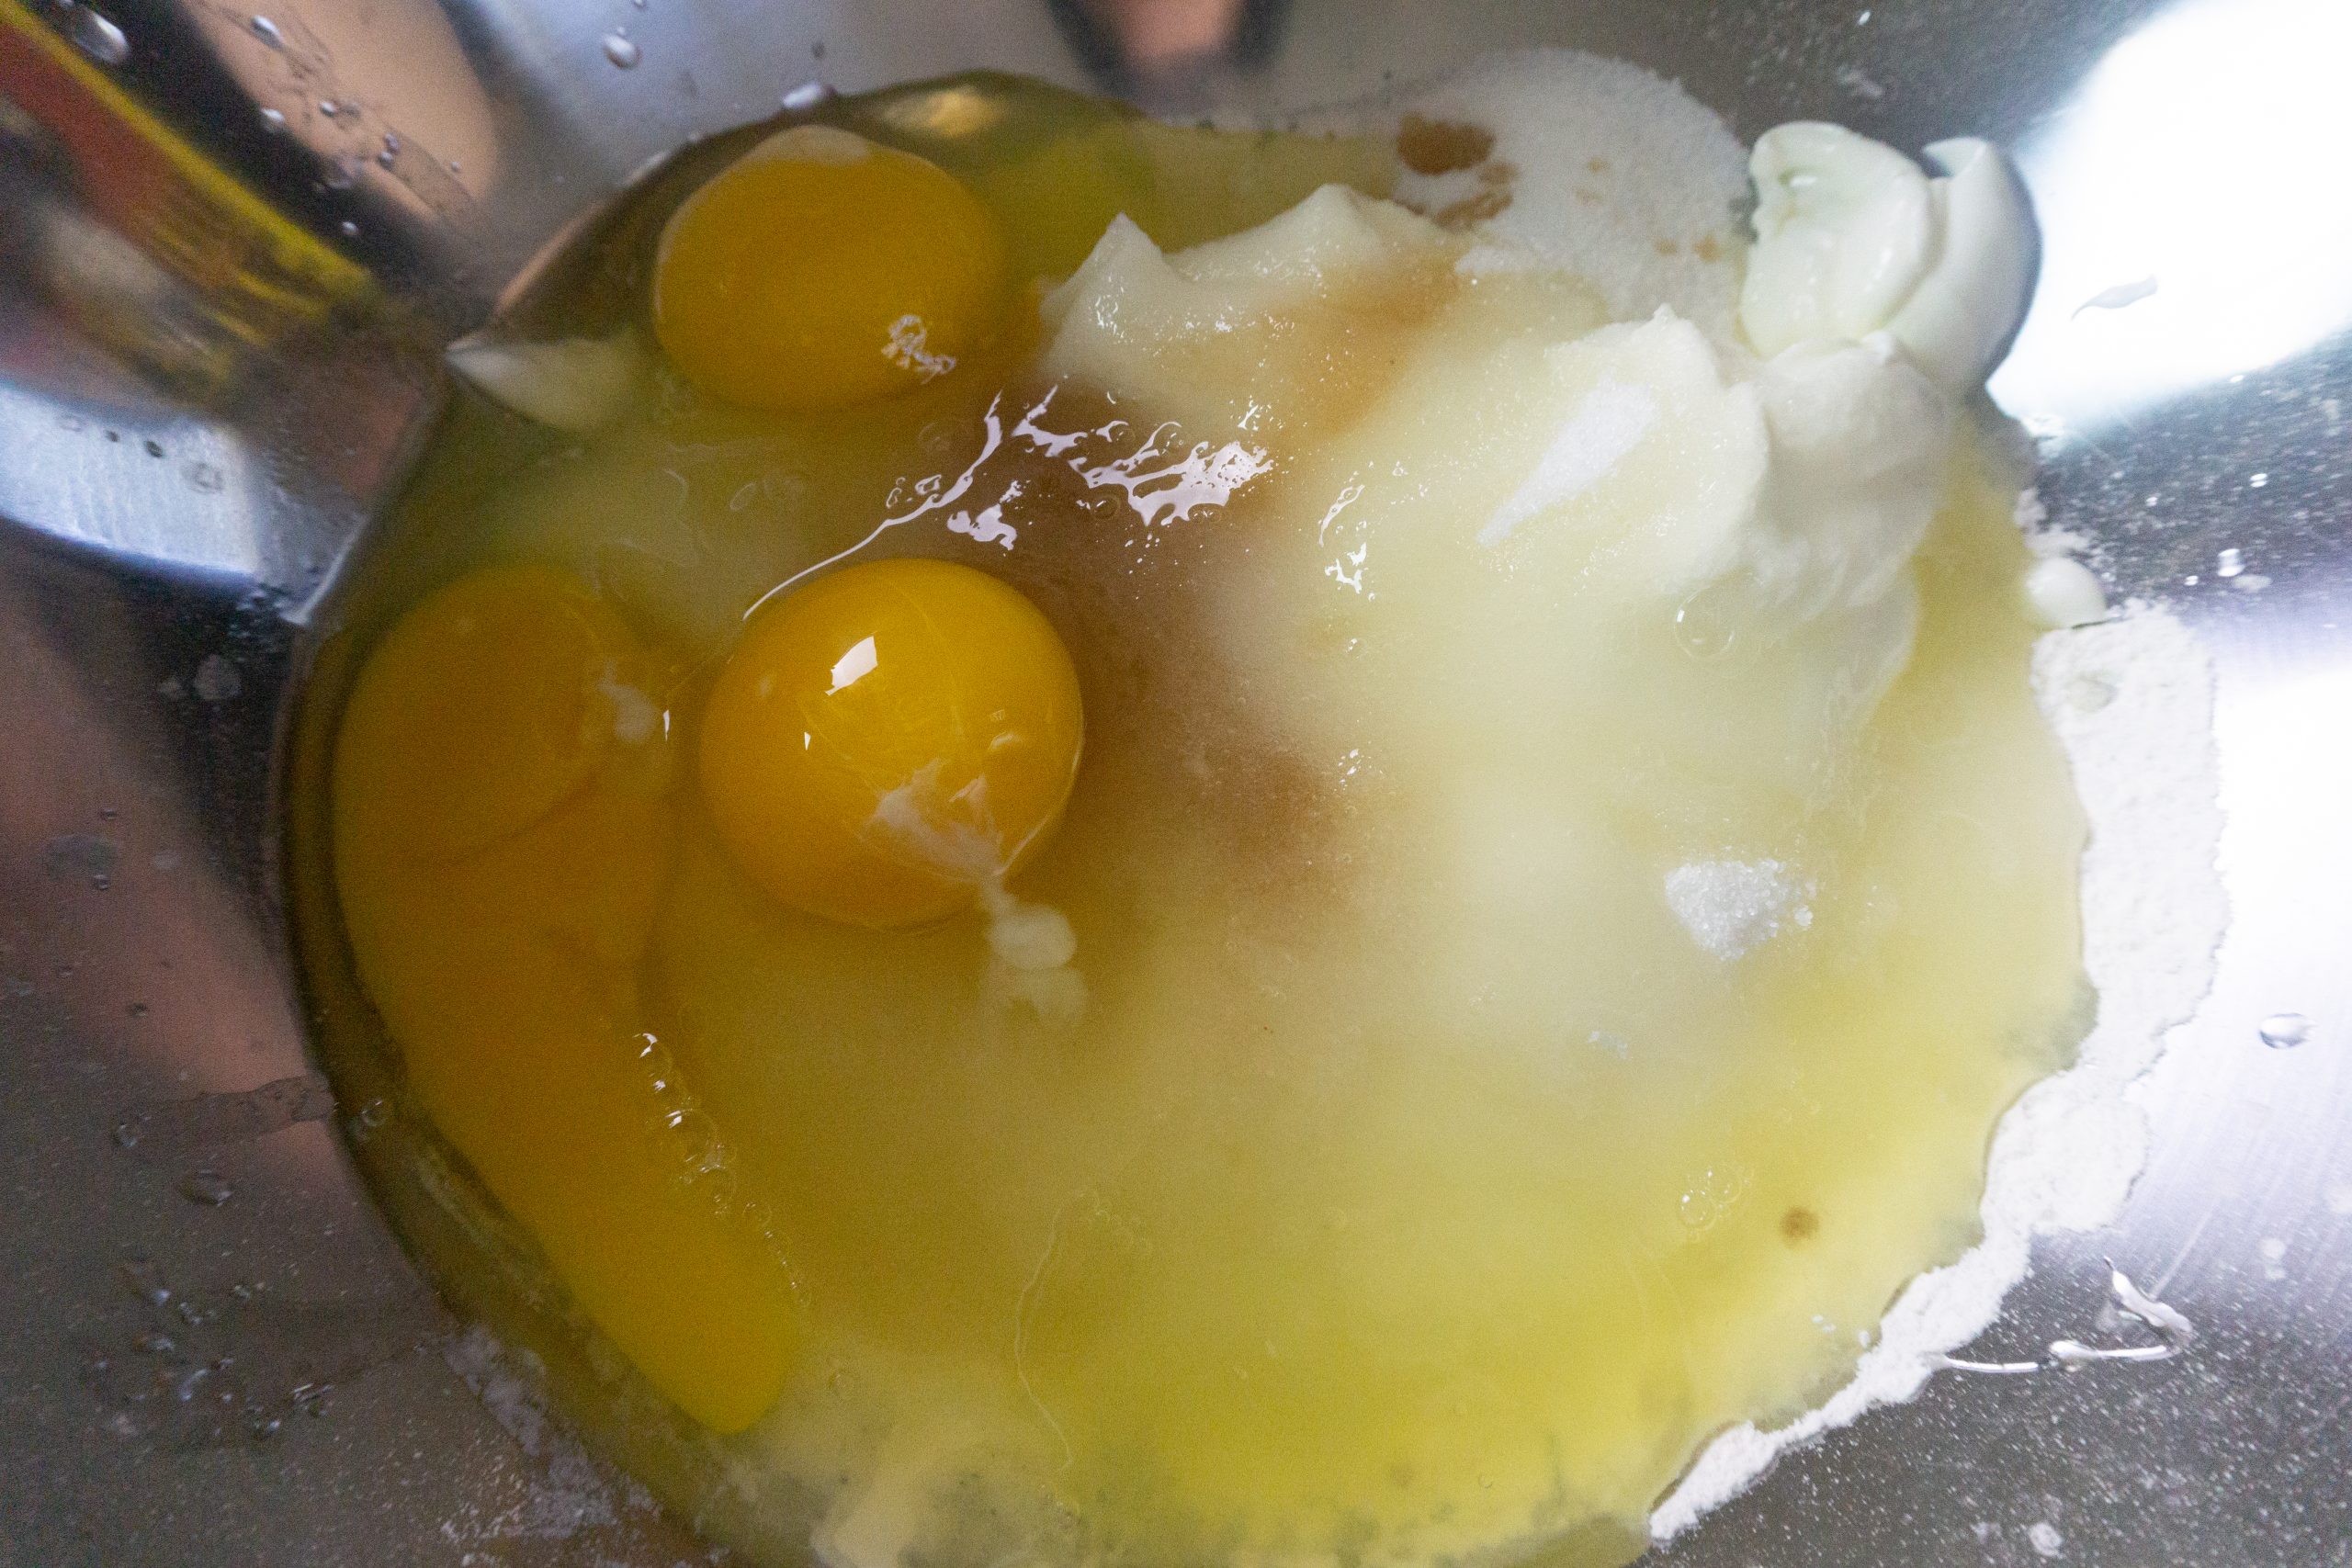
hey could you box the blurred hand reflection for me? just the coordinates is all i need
[1052,0,1283,87]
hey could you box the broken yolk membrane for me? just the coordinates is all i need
[329,565,797,1435]
[303,56,2087,1568]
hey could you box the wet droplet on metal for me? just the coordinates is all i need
[177,1168,235,1206]
[191,652,240,701]
[73,9,131,65]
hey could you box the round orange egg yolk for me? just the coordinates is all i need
[698,558,1084,930]
[651,125,1011,412]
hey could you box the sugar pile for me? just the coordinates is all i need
[1650,588,2225,1540]
[1389,51,1751,337]
[1663,859,1815,962]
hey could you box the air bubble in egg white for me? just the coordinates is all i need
[603,31,641,68]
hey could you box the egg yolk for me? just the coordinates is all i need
[699,558,1084,929]
[332,565,797,1433]
[652,125,1011,412]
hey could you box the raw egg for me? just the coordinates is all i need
[652,125,1011,411]
[331,565,797,1434]
[698,558,1083,929]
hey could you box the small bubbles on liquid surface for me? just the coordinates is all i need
[2258,1011,2312,1050]
[634,1033,676,1088]
[248,15,285,49]
[602,31,641,68]
[1672,591,1738,661]
[1678,1166,1747,1233]
[658,1106,724,1171]
[258,107,288,134]
[72,9,130,65]
[781,80,837,113]
[338,219,360,238]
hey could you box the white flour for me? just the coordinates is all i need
[1651,584,2226,1540]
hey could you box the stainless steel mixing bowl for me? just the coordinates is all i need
[5,1,2348,1562]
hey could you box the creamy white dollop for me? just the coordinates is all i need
[1741,122,2037,391]
[445,330,643,432]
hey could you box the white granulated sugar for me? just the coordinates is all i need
[1663,858,1811,962]
[1394,51,1750,335]
[1652,605,2225,1541]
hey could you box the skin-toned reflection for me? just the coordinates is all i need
[181,0,500,219]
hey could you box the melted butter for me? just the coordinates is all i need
[294,72,2086,1568]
